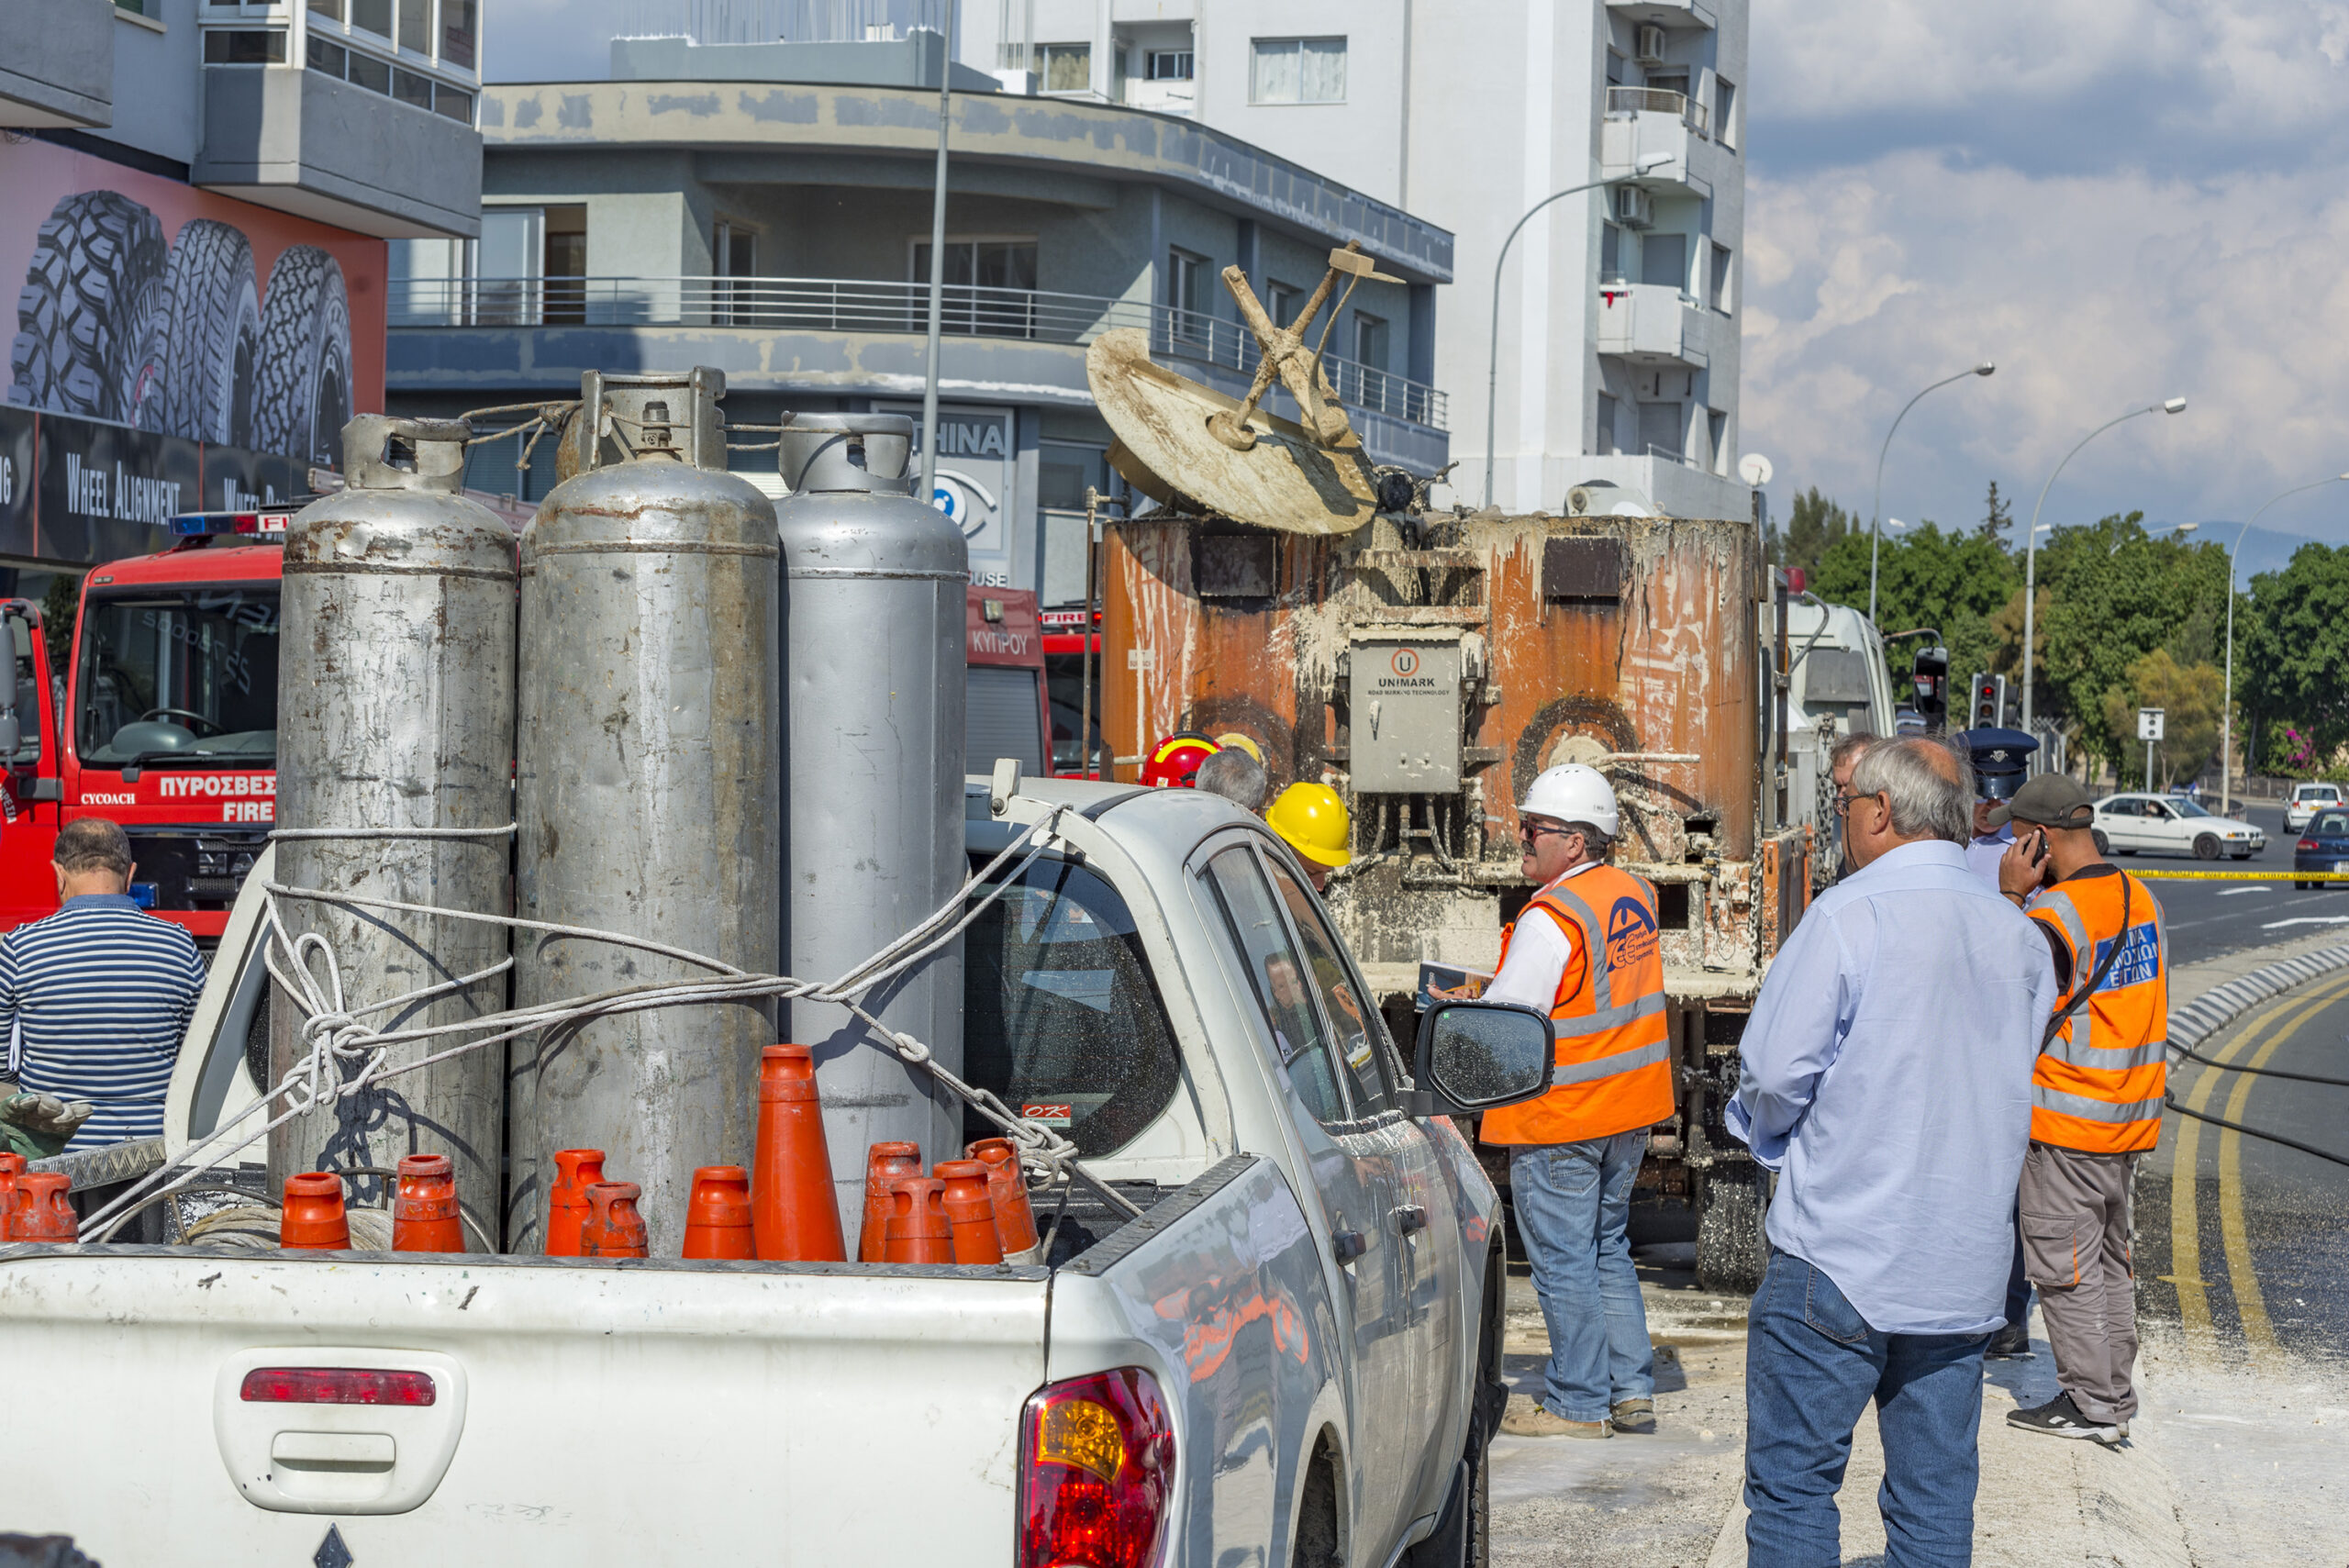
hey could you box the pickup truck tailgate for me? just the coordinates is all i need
[0,1248,1050,1562]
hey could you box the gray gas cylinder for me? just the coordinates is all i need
[270,414,516,1239]
[511,368,782,1257]
[774,414,968,1239]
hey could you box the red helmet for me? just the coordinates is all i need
[1140,731,1219,788]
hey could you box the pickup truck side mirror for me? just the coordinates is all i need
[1403,1000,1553,1118]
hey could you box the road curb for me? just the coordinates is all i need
[2167,940,2349,1055]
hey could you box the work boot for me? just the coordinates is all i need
[2006,1392,2123,1446]
[1500,1395,1609,1439]
[1986,1323,2033,1359]
[1609,1397,1656,1434]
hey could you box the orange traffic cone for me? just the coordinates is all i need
[967,1139,1040,1256]
[580,1182,648,1257]
[752,1044,847,1262]
[546,1148,607,1257]
[882,1176,952,1264]
[858,1141,923,1262]
[0,1151,25,1242]
[17,1173,75,1242]
[281,1172,351,1251]
[393,1153,464,1252]
[935,1160,1004,1265]
[685,1165,754,1260]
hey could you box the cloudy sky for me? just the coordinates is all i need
[1742,0,2349,574]
[486,2,2349,573]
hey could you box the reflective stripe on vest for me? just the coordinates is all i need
[2028,874,2168,1154]
[1478,863,1675,1147]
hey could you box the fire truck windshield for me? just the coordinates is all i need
[76,588,279,768]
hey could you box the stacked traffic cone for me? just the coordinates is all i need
[545,1148,606,1257]
[281,1172,351,1251]
[17,1173,75,1242]
[580,1182,648,1257]
[751,1045,847,1262]
[684,1165,754,1260]
[393,1153,464,1252]
[882,1176,952,1264]
[0,1151,24,1241]
[857,1141,923,1262]
[967,1139,1041,1257]
[935,1160,1005,1265]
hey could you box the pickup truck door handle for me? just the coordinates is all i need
[1331,1229,1367,1265]
[1392,1205,1428,1235]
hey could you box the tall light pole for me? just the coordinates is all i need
[2020,395,2188,731]
[1867,361,1995,622]
[1483,151,1673,509]
[2220,473,2349,814]
[917,1,959,506]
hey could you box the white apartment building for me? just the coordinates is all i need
[959,0,1752,520]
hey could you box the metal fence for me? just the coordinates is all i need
[1604,85,1711,137]
[390,273,1449,430]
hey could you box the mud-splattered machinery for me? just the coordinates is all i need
[1085,248,1814,1290]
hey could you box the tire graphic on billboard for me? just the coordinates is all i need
[7,191,167,424]
[9,193,354,464]
[252,246,351,469]
[151,218,262,447]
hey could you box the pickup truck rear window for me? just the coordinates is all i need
[963,853,1183,1156]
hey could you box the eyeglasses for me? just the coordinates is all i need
[1517,822,1575,843]
[1833,789,1886,817]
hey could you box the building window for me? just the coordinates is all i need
[1637,401,1682,462]
[1715,76,1737,149]
[397,0,428,54]
[1641,231,1687,292]
[1035,42,1090,94]
[1600,223,1624,284]
[436,85,472,121]
[1709,242,1733,313]
[393,65,433,107]
[115,0,151,14]
[1708,409,1729,473]
[307,0,343,18]
[914,239,1040,292]
[1265,281,1300,328]
[543,206,588,324]
[306,35,346,74]
[1605,49,1625,86]
[1167,248,1209,343]
[345,50,391,93]
[1146,50,1193,81]
[351,0,389,38]
[1646,67,1690,99]
[1251,38,1346,104]
[441,0,475,69]
[1351,312,1387,370]
[1597,393,1620,456]
[202,29,287,62]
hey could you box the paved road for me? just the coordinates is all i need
[2106,803,2349,966]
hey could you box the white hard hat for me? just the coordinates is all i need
[1519,763,1619,838]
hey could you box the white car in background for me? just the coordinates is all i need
[2285,782,2343,833]
[2093,793,2266,861]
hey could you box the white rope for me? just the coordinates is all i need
[85,806,1144,1240]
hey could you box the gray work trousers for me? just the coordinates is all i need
[2018,1141,2140,1424]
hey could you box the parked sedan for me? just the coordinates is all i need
[2294,808,2349,888]
[2092,793,2266,860]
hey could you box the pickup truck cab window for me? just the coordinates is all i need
[961,851,1183,1156]
[1201,843,1353,1125]
[1265,856,1396,1116]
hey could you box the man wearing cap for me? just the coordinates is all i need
[1481,764,1671,1440]
[1994,773,2168,1445]
[1959,727,2039,890]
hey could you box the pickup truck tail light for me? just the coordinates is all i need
[1019,1367,1174,1568]
[239,1366,438,1406]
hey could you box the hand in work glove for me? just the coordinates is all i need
[1,1092,94,1139]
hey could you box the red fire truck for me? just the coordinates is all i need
[963,586,1052,779]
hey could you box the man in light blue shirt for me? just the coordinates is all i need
[1727,736,2058,1567]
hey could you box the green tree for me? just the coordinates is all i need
[1776,487,1852,578]
[2240,542,2349,773]
[2099,648,2222,788]
[1808,520,2019,705]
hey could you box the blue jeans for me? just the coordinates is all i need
[1745,1251,1988,1568]
[1508,1132,1653,1422]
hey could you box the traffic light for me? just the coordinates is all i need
[1967,673,2007,729]
[1911,645,1950,725]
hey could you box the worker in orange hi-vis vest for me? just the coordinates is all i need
[1993,772,2168,1448]
[1479,764,1673,1440]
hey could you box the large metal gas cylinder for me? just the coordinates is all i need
[774,414,967,1239]
[512,368,782,1256]
[271,415,516,1236]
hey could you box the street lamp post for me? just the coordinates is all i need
[2219,473,2349,815]
[1483,152,1673,510]
[1867,361,1995,622]
[2020,396,2188,732]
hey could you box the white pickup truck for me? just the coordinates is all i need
[0,778,1554,1568]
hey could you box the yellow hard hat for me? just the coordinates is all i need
[1214,731,1264,764]
[1267,782,1353,868]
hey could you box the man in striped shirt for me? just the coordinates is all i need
[0,818,207,1150]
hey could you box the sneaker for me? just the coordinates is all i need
[1500,1396,1611,1439]
[1986,1324,2033,1359]
[2006,1393,2122,1445]
[1610,1397,1656,1434]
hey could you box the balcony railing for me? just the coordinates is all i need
[1605,85,1709,138]
[390,274,1449,429]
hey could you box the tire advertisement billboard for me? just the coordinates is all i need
[0,138,384,564]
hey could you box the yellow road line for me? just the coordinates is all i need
[2169,974,2349,1355]
[2217,995,2338,1369]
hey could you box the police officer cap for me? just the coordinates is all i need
[1958,726,2039,801]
